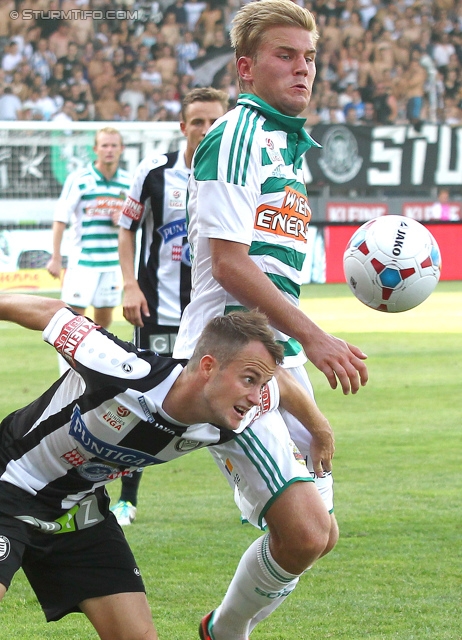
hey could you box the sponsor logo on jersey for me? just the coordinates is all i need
[138,396,155,423]
[254,187,311,242]
[157,218,187,243]
[172,245,182,261]
[62,448,87,467]
[102,402,136,433]
[0,535,11,561]
[54,316,97,361]
[85,196,125,218]
[69,405,162,466]
[182,242,191,267]
[121,196,144,221]
[174,439,203,452]
[169,188,186,209]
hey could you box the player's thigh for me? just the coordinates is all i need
[208,409,313,530]
[80,592,157,640]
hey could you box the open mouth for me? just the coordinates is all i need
[234,405,249,418]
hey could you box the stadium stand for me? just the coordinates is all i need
[0,0,461,125]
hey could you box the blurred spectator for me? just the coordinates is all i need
[160,13,182,48]
[176,31,200,75]
[67,82,93,121]
[345,104,360,125]
[0,1,15,56]
[30,38,57,83]
[165,0,188,32]
[156,44,178,84]
[119,76,146,120]
[35,84,60,121]
[337,42,360,90]
[185,0,207,33]
[10,69,30,102]
[403,52,427,129]
[57,42,80,82]
[195,1,225,48]
[161,83,182,117]
[373,81,398,124]
[358,100,376,125]
[136,104,150,121]
[95,87,122,121]
[2,40,23,81]
[430,187,460,220]
[49,23,72,60]
[0,86,22,120]
[141,59,163,91]
[343,87,365,119]
[52,99,76,124]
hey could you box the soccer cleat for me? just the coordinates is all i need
[198,611,214,640]
[110,500,137,526]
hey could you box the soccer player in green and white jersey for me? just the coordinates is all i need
[47,127,130,332]
[173,1,369,638]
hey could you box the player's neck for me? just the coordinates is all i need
[94,161,118,181]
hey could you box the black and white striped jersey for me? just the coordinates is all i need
[0,308,279,523]
[119,151,192,328]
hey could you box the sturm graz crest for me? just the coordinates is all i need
[318,126,363,183]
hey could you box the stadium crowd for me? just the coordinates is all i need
[0,0,462,126]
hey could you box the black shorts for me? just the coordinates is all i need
[134,322,178,355]
[0,513,145,622]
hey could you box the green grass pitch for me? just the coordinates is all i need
[0,281,461,639]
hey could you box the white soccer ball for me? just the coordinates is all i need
[343,215,442,312]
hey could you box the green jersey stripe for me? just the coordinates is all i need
[227,106,246,183]
[266,272,300,297]
[279,337,303,357]
[237,426,287,488]
[249,242,305,271]
[78,259,119,267]
[81,246,118,254]
[261,177,305,195]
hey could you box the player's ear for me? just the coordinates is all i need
[199,354,217,379]
[237,56,254,84]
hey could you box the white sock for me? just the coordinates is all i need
[210,533,301,640]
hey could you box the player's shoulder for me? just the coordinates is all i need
[135,152,174,178]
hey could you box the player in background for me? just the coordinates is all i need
[113,88,229,526]
[172,1,369,638]
[0,293,333,639]
[47,127,130,374]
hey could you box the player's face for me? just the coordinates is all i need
[94,132,124,166]
[203,341,276,431]
[180,100,226,153]
[237,26,316,117]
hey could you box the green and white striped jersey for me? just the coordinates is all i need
[54,162,131,271]
[174,94,321,366]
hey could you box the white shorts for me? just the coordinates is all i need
[209,366,334,529]
[61,266,122,309]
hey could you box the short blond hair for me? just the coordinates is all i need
[230,0,318,60]
[94,127,123,146]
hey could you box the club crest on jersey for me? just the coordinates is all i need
[255,187,311,241]
[0,536,11,561]
[174,439,203,452]
[54,315,97,361]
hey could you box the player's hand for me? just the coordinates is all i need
[304,327,368,395]
[309,425,335,477]
[122,282,150,327]
[46,256,62,279]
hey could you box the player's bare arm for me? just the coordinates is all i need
[46,220,67,278]
[275,366,334,475]
[0,294,66,331]
[210,238,369,395]
[118,226,150,327]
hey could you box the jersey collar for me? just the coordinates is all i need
[237,93,321,150]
